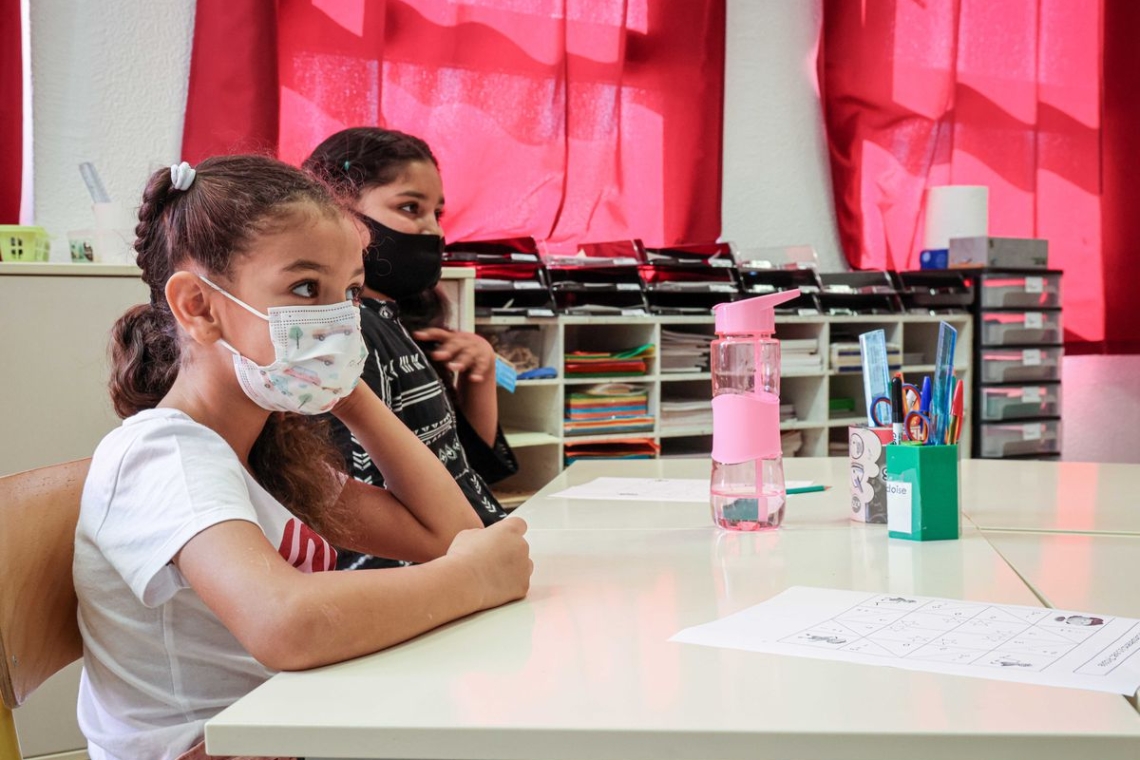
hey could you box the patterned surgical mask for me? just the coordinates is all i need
[200,276,367,414]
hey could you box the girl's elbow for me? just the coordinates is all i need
[240,599,330,671]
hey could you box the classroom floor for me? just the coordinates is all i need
[1062,354,1140,463]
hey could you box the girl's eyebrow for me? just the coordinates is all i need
[395,190,445,205]
[283,259,330,274]
[282,260,365,279]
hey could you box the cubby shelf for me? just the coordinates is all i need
[477,312,973,499]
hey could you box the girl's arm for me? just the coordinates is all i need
[175,516,531,671]
[413,327,499,445]
[325,383,482,561]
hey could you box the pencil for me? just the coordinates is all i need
[787,485,829,495]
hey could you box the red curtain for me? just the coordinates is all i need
[0,0,22,224]
[819,0,1104,345]
[1102,1,1140,352]
[183,0,725,253]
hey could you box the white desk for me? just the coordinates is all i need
[206,460,1140,759]
[961,459,1140,535]
[982,531,1140,617]
[514,457,852,530]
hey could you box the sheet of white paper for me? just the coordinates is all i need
[550,477,813,503]
[671,587,1140,695]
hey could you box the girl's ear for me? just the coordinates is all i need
[165,271,223,345]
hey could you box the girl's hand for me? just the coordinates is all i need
[329,379,375,422]
[413,328,496,383]
[445,517,533,609]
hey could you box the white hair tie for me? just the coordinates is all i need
[170,161,197,192]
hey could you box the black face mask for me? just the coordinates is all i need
[357,214,444,299]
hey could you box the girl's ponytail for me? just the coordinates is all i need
[108,166,181,417]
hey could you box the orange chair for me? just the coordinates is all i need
[0,460,89,760]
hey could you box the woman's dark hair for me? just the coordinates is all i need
[302,127,439,199]
[109,154,347,532]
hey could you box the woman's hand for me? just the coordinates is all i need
[413,328,496,383]
[445,517,533,609]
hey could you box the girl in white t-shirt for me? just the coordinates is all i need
[75,155,533,760]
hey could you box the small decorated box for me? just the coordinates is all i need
[885,443,960,541]
[848,426,892,523]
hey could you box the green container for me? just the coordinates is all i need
[885,444,960,541]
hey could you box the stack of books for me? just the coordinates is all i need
[780,403,797,424]
[564,383,655,436]
[564,438,659,465]
[565,343,655,378]
[781,430,804,457]
[660,329,713,373]
[829,341,902,373]
[781,338,823,373]
[659,400,711,432]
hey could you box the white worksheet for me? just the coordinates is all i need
[671,586,1140,695]
[550,477,813,503]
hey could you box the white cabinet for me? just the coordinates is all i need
[479,313,972,504]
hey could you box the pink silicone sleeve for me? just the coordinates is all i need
[711,391,781,464]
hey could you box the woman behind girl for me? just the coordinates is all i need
[76,155,531,760]
[303,128,514,570]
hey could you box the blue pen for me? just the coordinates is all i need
[920,376,932,415]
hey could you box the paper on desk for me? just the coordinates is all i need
[550,477,813,503]
[671,587,1140,695]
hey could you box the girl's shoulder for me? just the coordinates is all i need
[94,407,235,464]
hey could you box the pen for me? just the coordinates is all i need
[949,378,965,445]
[890,375,904,444]
[920,376,932,415]
[787,485,829,495]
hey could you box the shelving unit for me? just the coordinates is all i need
[478,312,973,501]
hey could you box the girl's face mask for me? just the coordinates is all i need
[357,213,444,299]
[201,276,367,414]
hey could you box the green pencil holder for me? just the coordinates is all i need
[884,444,960,541]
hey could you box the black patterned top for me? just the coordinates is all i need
[327,298,508,570]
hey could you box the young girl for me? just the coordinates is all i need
[303,128,514,570]
[76,155,532,760]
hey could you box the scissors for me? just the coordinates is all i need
[904,409,933,443]
[869,382,921,428]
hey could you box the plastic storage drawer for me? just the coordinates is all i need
[981,310,1063,346]
[979,346,1063,383]
[980,384,1061,421]
[978,419,1061,458]
[979,273,1062,309]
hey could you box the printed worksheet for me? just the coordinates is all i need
[671,587,1140,695]
[550,477,812,503]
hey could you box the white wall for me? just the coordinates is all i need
[30,0,841,267]
[722,0,844,270]
[30,0,195,259]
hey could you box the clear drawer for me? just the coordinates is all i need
[978,419,1061,458]
[979,273,1062,309]
[979,346,1063,383]
[981,310,1062,346]
[980,384,1061,421]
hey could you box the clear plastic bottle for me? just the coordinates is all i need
[710,290,801,531]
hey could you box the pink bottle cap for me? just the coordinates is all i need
[713,290,802,335]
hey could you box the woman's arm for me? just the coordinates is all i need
[326,383,481,559]
[175,516,531,671]
[413,327,499,445]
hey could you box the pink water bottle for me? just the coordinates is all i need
[710,290,801,531]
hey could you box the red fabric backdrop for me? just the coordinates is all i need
[819,0,1105,345]
[0,0,22,224]
[183,0,725,253]
[1102,0,1140,352]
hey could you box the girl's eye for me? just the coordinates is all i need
[291,281,318,298]
[347,285,363,304]
[435,208,445,221]
[398,202,419,215]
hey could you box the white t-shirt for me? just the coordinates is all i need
[74,408,339,760]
